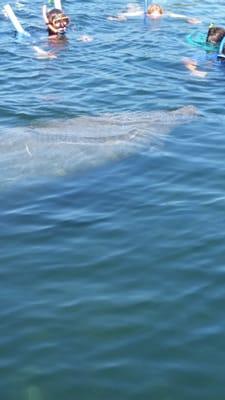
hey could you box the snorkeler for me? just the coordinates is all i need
[184,34,225,78]
[147,4,200,24]
[42,5,70,37]
[3,3,56,58]
[108,3,201,24]
[184,25,225,77]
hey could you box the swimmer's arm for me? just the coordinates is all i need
[107,11,143,21]
[167,12,201,24]
[32,45,57,59]
[107,5,143,21]
[122,10,143,17]
[182,58,207,78]
[107,14,127,21]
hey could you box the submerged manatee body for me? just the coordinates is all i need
[0,106,198,187]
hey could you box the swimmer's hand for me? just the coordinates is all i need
[77,34,93,42]
[107,14,127,21]
[182,58,207,78]
[187,17,201,25]
[33,46,57,59]
[168,12,201,24]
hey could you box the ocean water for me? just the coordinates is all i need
[1,0,225,399]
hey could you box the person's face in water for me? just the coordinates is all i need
[48,13,70,36]
[147,4,164,18]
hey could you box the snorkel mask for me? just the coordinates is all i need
[52,13,70,34]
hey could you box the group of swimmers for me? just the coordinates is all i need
[3,1,225,74]
[107,2,225,78]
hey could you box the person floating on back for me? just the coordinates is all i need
[147,4,200,23]
[107,3,201,24]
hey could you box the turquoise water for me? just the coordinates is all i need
[1,0,225,399]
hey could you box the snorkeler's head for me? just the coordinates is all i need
[147,4,164,18]
[46,8,70,36]
[206,25,225,45]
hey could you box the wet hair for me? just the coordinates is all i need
[206,26,225,45]
[147,4,164,16]
[47,8,63,24]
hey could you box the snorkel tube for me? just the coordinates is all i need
[144,0,148,15]
[42,4,48,24]
[3,4,30,36]
[217,36,225,59]
[54,0,62,10]
[42,0,62,26]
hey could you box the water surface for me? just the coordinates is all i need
[1,0,225,399]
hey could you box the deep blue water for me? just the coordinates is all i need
[1,0,225,399]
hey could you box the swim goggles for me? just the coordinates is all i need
[52,14,70,28]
